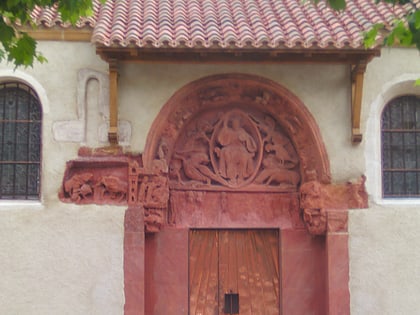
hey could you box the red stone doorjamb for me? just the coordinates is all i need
[300,178,368,314]
[58,152,367,315]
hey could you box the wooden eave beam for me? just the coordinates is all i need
[96,47,380,64]
[108,59,119,145]
[19,27,92,42]
[351,60,368,143]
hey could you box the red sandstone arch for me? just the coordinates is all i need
[143,73,331,184]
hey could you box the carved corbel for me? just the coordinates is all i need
[351,61,367,143]
[303,208,348,235]
[303,208,327,235]
[300,175,368,235]
[108,59,119,145]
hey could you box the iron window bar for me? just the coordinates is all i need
[381,95,420,198]
[0,82,42,200]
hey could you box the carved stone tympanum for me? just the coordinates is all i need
[143,74,332,186]
[169,108,300,191]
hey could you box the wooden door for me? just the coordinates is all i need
[189,229,280,315]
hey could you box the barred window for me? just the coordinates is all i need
[382,95,420,198]
[0,82,42,200]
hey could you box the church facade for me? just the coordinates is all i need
[1,1,420,314]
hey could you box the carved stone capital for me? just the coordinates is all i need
[303,208,327,235]
[300,175,366,235]
[300,175,368,210]
[303,208,349,235]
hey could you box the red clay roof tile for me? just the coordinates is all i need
[30,0,419,49]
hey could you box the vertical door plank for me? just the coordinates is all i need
[189,230,219,315]
[190,229,279,315]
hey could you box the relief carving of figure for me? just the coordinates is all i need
[254,116,300,188]
[168,109,301,190]
[64,172,94,202]
[139,175,169,208]
[172,119,223,185]
[215,114,258,184]
[96,175,128,202]
[303,208,327,235]
[174,151,212,184]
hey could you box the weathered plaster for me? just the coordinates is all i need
[351,47,420,315]
[0,204,125,315]
[0,42,125,315]
[349,206,420,315]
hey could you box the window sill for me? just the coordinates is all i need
[376,198,420,206]
[0,200,43,210]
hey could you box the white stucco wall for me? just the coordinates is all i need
[1,40,420,314]
[350,48,420,315]
[0,42,125,315]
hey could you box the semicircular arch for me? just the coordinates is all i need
[143,73,330,184]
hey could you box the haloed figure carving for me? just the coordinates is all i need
[215,115,257,184]
[169,108,300,190]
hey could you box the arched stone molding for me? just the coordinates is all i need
[365,73,420,203]
[143,73,331,185]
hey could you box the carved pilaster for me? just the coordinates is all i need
[327,210,348,233]
[128,159,169,233]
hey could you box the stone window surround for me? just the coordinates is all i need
[365,73,420,204]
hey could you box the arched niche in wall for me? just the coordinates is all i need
[143,73,331,186]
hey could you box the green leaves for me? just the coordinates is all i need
[8,33,45,67]
[361,5,420,51]
[385,20,413,46]
[58,0,94,24]
[363,23,384,48]
[326,0,346,11]
[0,0,98,67]
[0,19,15,45]
[321,0,420,53]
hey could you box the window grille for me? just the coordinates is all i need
[0,82,42,200]
[382,95,420,198]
